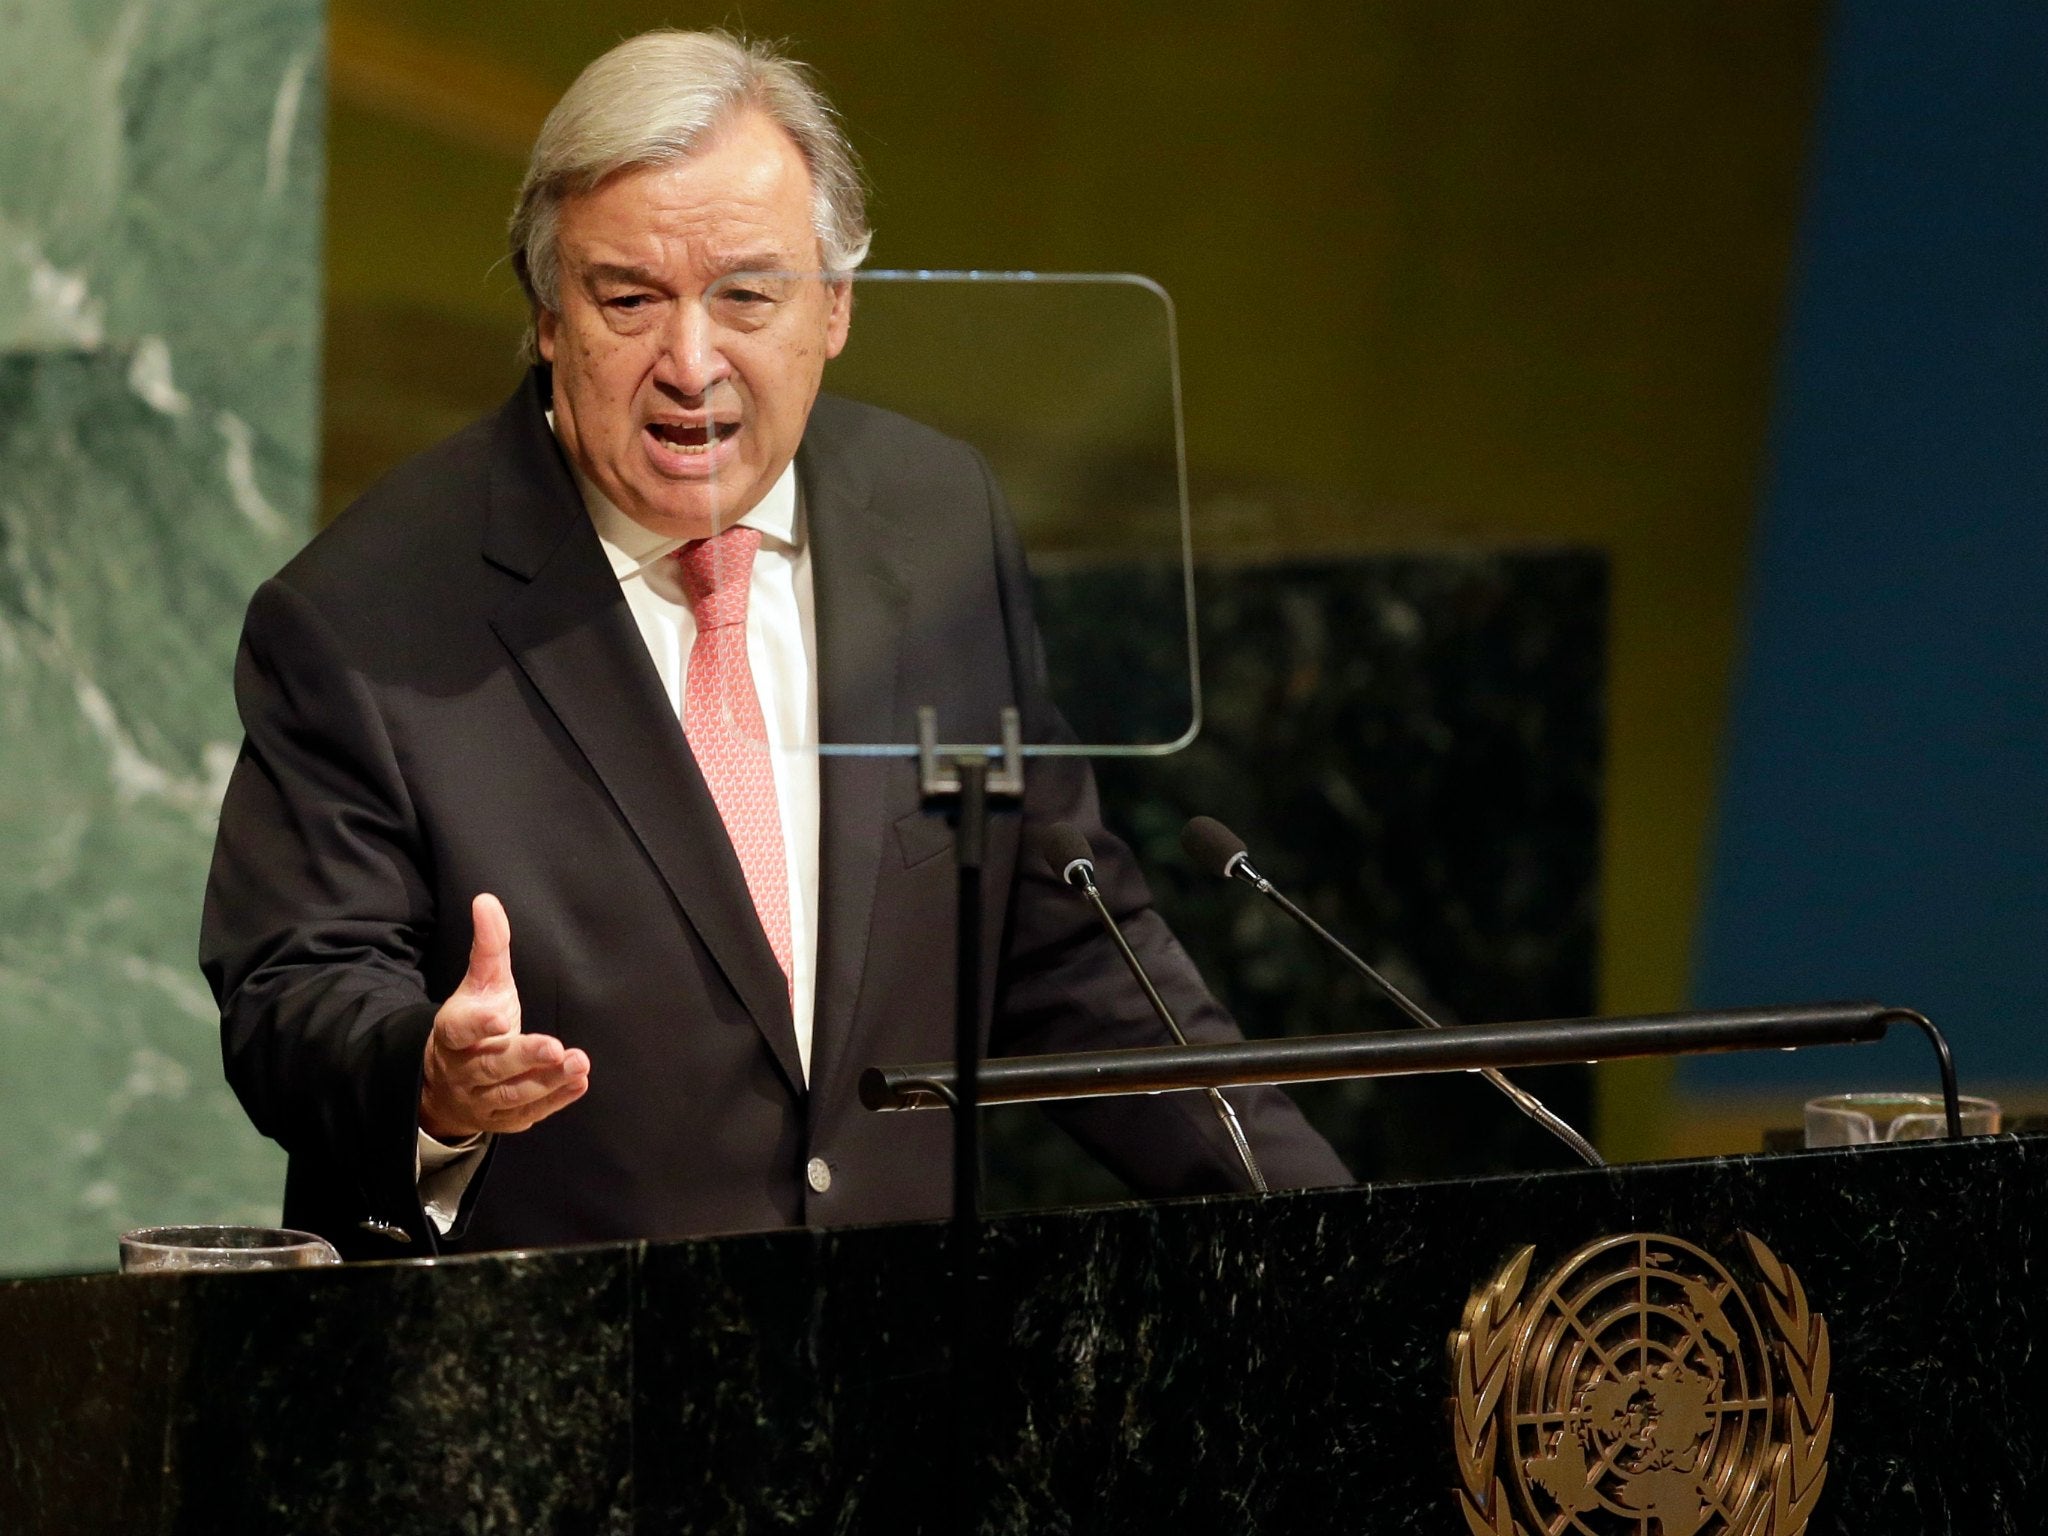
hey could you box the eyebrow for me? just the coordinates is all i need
[578,254,813,291]
[582,263,667,289]
[714,251,805,278]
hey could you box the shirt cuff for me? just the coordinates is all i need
[416,1127,488,1235]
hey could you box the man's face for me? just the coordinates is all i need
[538,108,852,540]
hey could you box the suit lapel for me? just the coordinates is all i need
[481,374,805,1095]
[800,414,913,1105]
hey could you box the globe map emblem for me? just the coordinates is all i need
[1505,1235,1776,1536]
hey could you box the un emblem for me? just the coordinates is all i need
[1450,1232,1831,1536]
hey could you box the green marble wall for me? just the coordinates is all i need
[0,0,323,1274]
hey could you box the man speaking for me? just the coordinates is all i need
[201,29,1348,1260]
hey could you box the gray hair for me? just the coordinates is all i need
[508,30,871,361]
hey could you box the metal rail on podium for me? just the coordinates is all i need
[860,1001,1966,1138]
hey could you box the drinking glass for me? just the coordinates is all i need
[119,1225,341,1273]
[1803,1092,2000,1148]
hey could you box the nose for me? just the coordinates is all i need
[652,299,731,400]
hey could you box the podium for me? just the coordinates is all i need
[3,1134,2039,1533]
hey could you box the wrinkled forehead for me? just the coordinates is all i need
[558,117,824,281]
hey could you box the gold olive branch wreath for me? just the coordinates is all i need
[1448,1233,1831,1536]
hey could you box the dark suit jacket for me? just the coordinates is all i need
[200,370,1349,1261]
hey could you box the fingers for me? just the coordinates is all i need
[466,1048,591,1134]
[421,895,588,1139]
[478,1052,588,1112]
[498,1073,591,1134]
[461,892,514,996]
[465,1031,570,1083]
[434,990,520,1051]
[420,1030,590,1140]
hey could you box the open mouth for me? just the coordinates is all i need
[646,420,740,456]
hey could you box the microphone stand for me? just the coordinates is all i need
[1237,857,1602,1168]
[1182,818,1603,1169]
[1055,855,1268,1193]
[914,703,1025,1535]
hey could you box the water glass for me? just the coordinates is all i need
[119,1225,341,1273]
[1803,1092,2000,1149]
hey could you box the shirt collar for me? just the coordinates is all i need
[547,412,800,582]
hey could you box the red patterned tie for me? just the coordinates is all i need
[673,528,793,991]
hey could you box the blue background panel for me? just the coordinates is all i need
[1692,0,2048,1088]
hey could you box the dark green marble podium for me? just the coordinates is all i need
[3,1135,2038,1534]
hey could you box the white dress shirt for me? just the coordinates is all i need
[418,452,822,1234]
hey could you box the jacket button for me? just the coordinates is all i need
[806,1156,832,1194]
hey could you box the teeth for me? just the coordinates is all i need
[648,422,736,457]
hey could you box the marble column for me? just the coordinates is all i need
[0,0,324,1273]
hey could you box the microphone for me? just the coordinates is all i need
[1035,823,1268,1194]
[1180,816,1603,1168]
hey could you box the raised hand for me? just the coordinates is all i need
[419,893,590,1140]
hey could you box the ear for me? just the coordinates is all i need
[536,307,560,363]
[823,279,852,360]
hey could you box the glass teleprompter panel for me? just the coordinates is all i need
[697,269,1198,758]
